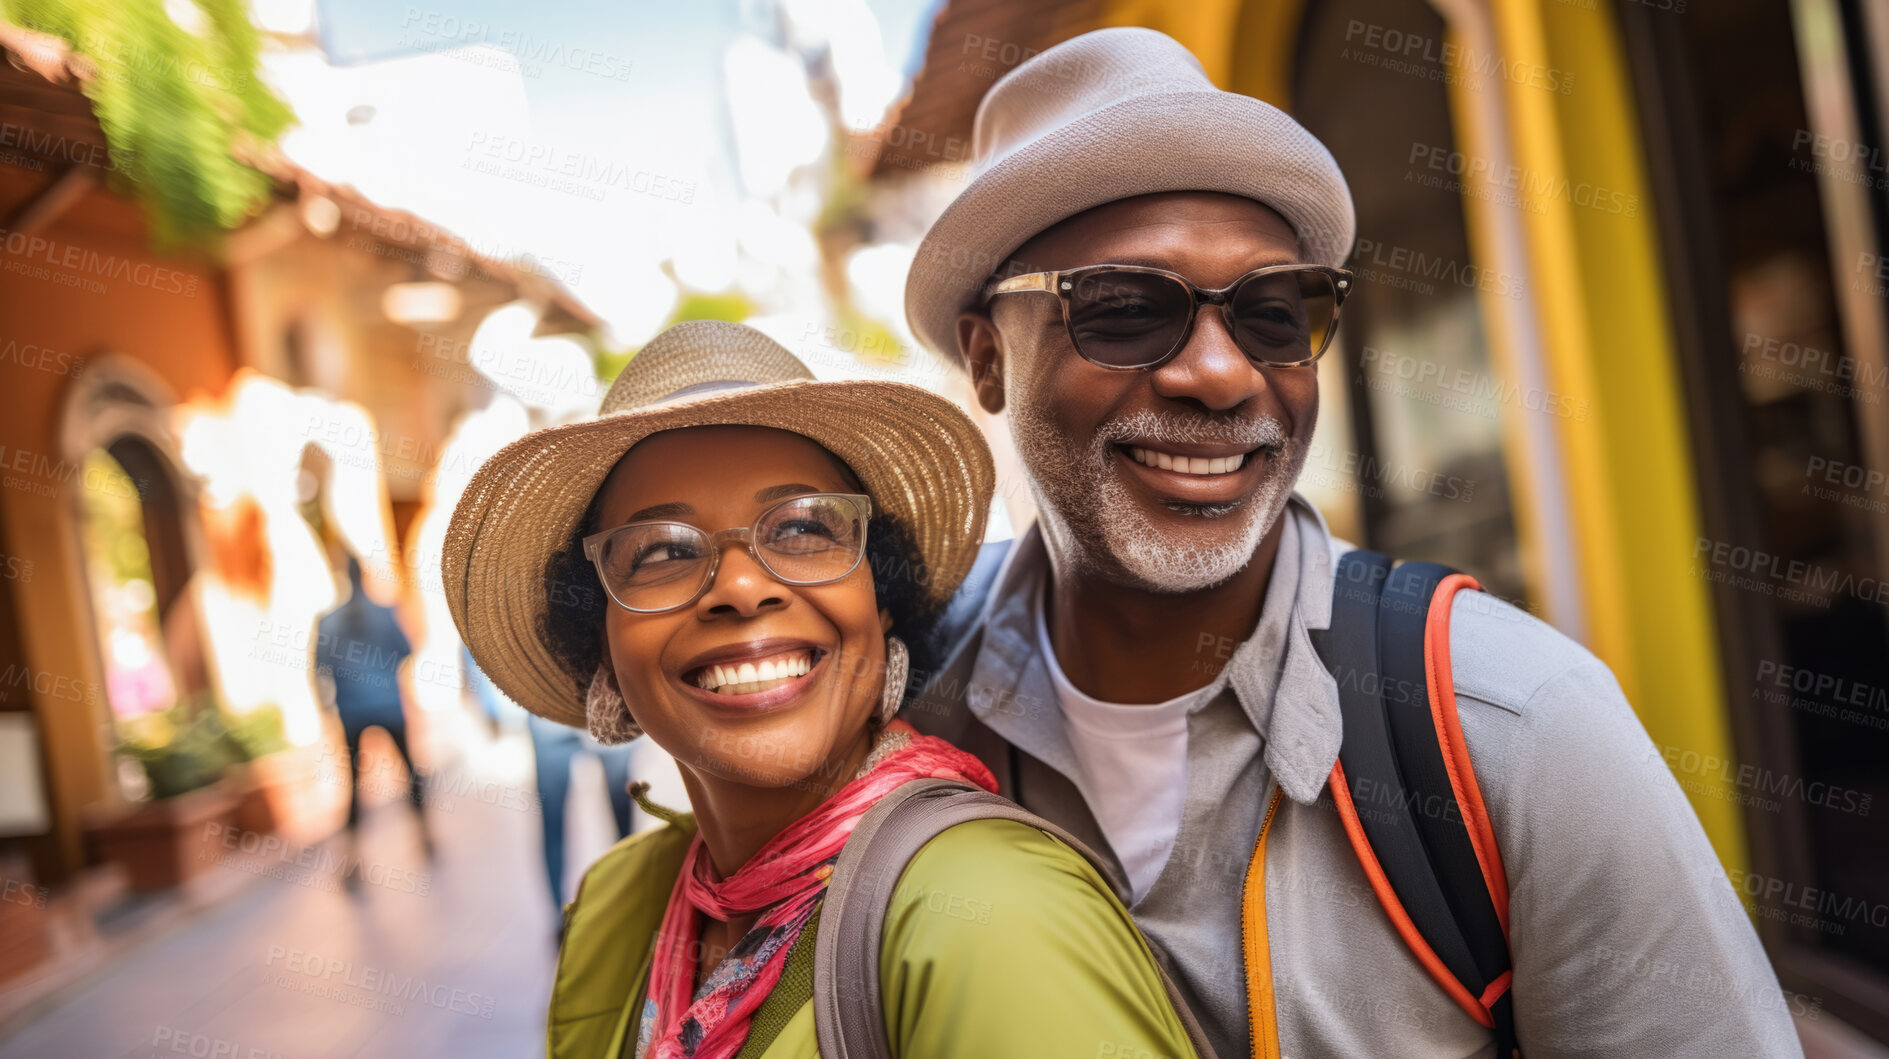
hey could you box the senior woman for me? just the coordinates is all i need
[444,321,1199,1059]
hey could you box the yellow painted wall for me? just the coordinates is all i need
[1483,0,1746,871]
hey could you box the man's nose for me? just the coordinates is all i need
[1148,305,1267,412]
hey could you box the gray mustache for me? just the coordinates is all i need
[1096,411,1287,448]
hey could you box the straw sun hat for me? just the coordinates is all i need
[906,26,1357,363]
[442,320,995,728]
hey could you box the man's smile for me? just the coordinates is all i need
[1112,440,1274,507]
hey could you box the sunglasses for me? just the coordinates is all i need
[985,263,1353,370]
[582,492,873,614]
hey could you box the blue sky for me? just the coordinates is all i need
[284,0,942,343]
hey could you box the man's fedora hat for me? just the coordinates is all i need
[906,26,1357,364]
[442,320,995,727]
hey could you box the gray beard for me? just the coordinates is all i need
[1009,405,1305,593]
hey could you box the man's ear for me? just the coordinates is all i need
[957,312,1006,415]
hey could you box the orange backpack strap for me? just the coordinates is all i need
[1314,551,1520,1059]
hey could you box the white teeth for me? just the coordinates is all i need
[1127,446,1248,476]
[692,651,816,693]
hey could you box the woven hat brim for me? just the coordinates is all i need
[906,90,1357,362]
[442,379,995,728]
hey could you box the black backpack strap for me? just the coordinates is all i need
[1316,551,1520,1058]
[812,778,1216,1059]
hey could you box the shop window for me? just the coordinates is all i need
[1289,0,1528,606]
[1623,0,1889,1038]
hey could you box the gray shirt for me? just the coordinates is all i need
[904,494,1803,1059]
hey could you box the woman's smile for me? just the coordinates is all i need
[674,637,831,711]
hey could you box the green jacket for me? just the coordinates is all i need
[550,812,1197,1059]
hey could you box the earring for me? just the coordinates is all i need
[586,665,642,744]
[877,635,910,725]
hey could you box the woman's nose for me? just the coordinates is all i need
[695,541,786,618]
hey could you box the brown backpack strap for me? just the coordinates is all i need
[813,778,1215,1059]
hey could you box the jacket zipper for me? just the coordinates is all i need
[1241,782,1286,1059]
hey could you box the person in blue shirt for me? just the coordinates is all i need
[317,555,431,877]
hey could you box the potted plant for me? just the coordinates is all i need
[227,706,325,839]
[83,699,244,891]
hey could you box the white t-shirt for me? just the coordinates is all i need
[1035,585,1204,904]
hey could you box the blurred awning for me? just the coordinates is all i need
[862,0,1103,179]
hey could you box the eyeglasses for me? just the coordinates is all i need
[985,263,1353,370]
[582,492,873,614]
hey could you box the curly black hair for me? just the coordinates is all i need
[537,473,942,703]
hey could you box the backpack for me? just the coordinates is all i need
[811,778,1215,1059]
[818,544,1520,1059]
[1310,550,1520,1059]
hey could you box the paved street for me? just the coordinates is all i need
[0,729,669,1059]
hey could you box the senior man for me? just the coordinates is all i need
[902,25,1801,1059]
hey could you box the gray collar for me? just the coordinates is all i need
[964,494,1343,804]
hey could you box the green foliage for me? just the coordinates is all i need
[225,703,287,760]
[77,449,154,588]
[2,0,294,245]
[117,692,246,799]
[594,289,760,384]
[665,290,755,326]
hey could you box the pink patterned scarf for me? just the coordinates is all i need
[636,721,997,1059]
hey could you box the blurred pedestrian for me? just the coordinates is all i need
[465,642,635,913]
[525,712,634,914]
[317,554,432,883]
